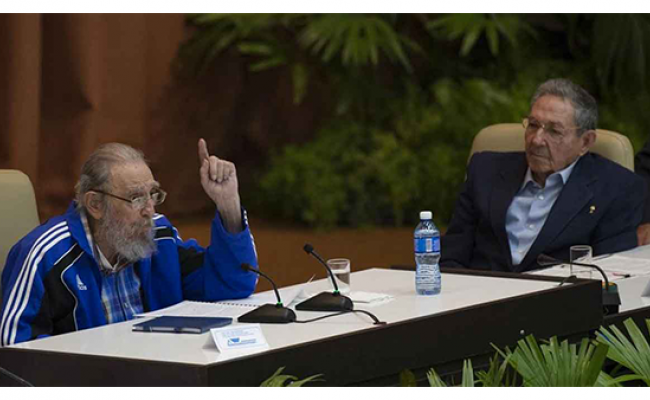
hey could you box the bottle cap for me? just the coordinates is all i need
[420,211,433,220]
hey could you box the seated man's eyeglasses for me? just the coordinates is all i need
[92,188,167,209]
[523,117,582,138]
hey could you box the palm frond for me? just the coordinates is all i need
[478,350,518,387]
[178,14,298,76]
[427,13,535,57]
[461,359,475,387]
[426,359,476,387]
[426,368,448,387]
[260,367,324,387]
[501,335,608,386]
[597,318,650,385]
[299,14,415,72]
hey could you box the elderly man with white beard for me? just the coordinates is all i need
[0,140,258,346]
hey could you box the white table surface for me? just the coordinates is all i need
[8,268,559,365]
[528,244,650,313]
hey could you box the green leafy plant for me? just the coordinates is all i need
[597,317,650,385]
[401,355,516,387]
[427,359,475,387]
[176,14,303,76]
[263,321,650,387]
[298,14,419,72]
[428,13,536,56]
[590,14,650,94]
[476,352,519,387]
[419,353,517,387]
[428,14,650,95]
[260,367,323,387]
[599,93,650,153]
[496,335,610,387]
[259,77,528,228]
[423,334,614,387]
[172,13,650,231]
[177,14,421,105]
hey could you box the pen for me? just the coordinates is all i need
[612,273,631,278]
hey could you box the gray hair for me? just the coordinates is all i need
[75,143,147,211]
[530,78,598,133]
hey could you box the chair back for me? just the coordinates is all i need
[468,123,635,171]
[0,170,40,288]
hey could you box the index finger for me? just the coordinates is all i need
[198,138,210,162]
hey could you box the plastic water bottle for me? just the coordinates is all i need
[414,210,441,295]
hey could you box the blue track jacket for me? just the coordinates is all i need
[0,203,258,346]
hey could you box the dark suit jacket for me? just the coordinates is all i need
[634,139,650,223]
[440,151,646,272]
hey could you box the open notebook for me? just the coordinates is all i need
[136,276,394,319]
[136,284,305,319]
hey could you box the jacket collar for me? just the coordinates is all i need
[520,155,579,190]
[515,153,598,271]
[64,201,96,258]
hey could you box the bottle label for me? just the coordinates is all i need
[414,237,440,253]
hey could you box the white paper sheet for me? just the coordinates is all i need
[350,291,394,305]
[528,254,650,281]
[590,255,650,276]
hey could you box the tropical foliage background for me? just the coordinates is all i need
[259,317,650,387]
[418,317,650,387]
[176,13,650,229]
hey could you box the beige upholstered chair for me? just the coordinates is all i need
[0,170,40,289]
[469,123,635,171]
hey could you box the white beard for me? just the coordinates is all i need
[97,202,157,265]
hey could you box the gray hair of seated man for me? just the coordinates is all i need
[75,143,147,212]
[530,78,598,134]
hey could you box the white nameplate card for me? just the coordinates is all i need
[210,323,269,353]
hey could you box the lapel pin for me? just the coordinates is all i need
[589,205,596,214]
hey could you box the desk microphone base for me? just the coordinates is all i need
[296,292,354,312]
[603,283,621,316]
[238,304,296,324]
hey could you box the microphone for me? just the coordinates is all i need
[237,264,296,324]
[303,244,341,292]
[537,254,620,314]
[295,244,353,312]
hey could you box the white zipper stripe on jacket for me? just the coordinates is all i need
[1,223,69,346]
[1,221,67,346]
[6,232,71,346]
[59,247,84,333]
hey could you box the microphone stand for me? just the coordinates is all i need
[238,264,297,324]
[296,244,354,312]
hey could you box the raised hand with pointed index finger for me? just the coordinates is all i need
[198,138,242,233]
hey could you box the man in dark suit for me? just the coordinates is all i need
[441,79,645,272]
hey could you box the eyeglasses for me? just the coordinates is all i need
[523,118,582,138]
[92,188,167,209]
